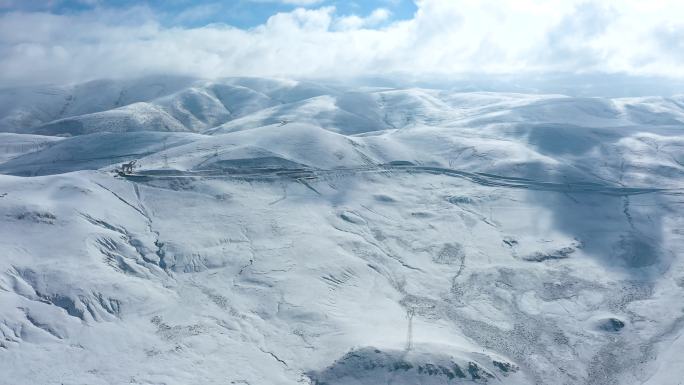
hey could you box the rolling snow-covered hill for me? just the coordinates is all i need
[1,77,683,385]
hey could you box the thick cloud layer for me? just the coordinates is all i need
[1,0,683,87]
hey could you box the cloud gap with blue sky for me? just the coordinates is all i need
[0,0,419,28]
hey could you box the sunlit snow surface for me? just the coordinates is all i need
[1,77,683,385]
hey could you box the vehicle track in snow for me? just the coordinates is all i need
[122,163,680,197]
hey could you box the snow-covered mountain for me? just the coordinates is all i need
[1,77,683,385]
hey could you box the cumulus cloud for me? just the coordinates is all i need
[335,8,391,30]
[0,0,683,87]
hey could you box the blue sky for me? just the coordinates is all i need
[0,0,418,28]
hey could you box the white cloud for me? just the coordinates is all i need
[1,0,683,87]
[335,8,391,31]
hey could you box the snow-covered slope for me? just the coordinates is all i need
[0,133,63,164]
[1,77,684,385]
[0,77,335,135]
[0,76,198,132]
[0,132,203,176]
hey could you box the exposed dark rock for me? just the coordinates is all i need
[598,318,626,332]
[308,347,501,384]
